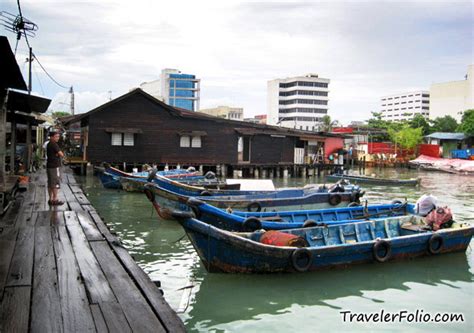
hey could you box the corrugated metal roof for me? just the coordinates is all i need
[425,132,466,140]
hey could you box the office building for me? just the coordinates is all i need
[380,91,430,121]
[140,68,200,111]
[198,106,243,120]
[267,73,330,131]
[429,65,473,122]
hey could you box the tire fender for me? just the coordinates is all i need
[291,248,312,272]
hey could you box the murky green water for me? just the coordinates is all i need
[78,168,474,332]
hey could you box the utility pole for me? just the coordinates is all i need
[69,86,75,115]
[28,47,32,94]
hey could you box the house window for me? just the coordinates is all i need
[111,133,122,146]
[123,133,134,146]
[191,136,201,148]
[180,136,191,147]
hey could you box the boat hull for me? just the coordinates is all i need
[326,174,420,186]
[176,215,474,273]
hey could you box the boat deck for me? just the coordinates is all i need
[0,168,185,332]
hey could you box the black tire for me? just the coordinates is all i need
[147,169,158,182]
[247,201,262,212]
[428,234,444,254]
[302,219,318,228]
[348,202,360,207]
[144,188,155,202]
[373,239,392,263]
[291,248,313,272]
[200,190,212,196]
[328,194,342,206]
[242,217,262,232]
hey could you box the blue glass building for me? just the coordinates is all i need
[163,69,200,111]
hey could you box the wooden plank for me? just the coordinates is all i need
[0,286,31,332]
[5,218,35,287]
[98,302,132,333]
[20,182,37,220]
[0,196,24,227]
[89,304,109,333]
[33,183,47,212]
[62,183,83,211]
[52,212,96,332]
[90,241,166,333]
[88,211,186,332]
[31,217,63,333]
[65,214,116,303]
[74,191,91,205]
[67,210,103,241]
[70,184,83,194]
[0,227,19,300]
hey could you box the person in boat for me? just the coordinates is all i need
[46,131,65,206]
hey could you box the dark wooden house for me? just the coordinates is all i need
[62,89,344,174]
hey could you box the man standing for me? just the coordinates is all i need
[46,131,64,205]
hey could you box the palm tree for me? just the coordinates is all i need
[320,115,339,132]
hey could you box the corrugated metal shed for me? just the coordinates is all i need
[425,132,467,141]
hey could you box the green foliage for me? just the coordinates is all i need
[429,115,458,133]
[51,111,71,118]
[321,115,339,132]
[457,109,474,135]
[409,114,431,135]
[388,125,423,150]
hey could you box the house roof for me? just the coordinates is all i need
[60,88,344,140]
[425,132,467,141]
[0,36,28,91]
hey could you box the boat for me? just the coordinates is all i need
[143,181,364,213]
[184,197,415,231]
[326,173,420,186]
[171,211,474,273]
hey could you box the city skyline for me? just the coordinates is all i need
[3,0,472,124]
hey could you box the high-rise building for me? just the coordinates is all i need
[198,106,243,120]
[140,68,200,111]
[380,91,430,122]
[429,65,473,122]
[267,73,330,131]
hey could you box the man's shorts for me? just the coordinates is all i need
[47,167,61,189]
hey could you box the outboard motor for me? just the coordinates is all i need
[415,194,438,216]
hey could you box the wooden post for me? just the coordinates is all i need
[254,167,259,178]
[26,121,32,172]
[283,167,289,178]
[10,117,16,174]
[261,168,267,178]
[0,92,8,184]
[302,167,307,178]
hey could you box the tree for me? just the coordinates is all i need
[409,114,431,135]
[51,111,71,118]
[430,115,458,133]
[388,125,423,150]
[320,115,340,132]
[457,109,474,136]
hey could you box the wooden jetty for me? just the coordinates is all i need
[0,169,185,332]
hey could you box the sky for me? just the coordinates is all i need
[2,0,473,124]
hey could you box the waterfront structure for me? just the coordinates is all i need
[429,65,473,122]
[380,91,430,121]
[140,68,200,111]
[62,89,344,174]
[267,73,330,131]
[198,106,243,120]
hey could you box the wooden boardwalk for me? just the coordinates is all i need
[0,169,185,332]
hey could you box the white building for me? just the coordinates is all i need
[267,73,330,131]
[140,68,200,111]
[380,91,430,122]
[198,106,243,120]
[429,65,473,122]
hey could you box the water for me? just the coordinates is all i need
[78,168,474,332]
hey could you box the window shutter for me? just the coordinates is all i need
[123,133,134,146]
[180,136,190,147]
[191,136,201,148]
[111,133,122,146]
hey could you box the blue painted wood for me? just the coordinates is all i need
[186,199,416,231]
[326,174,420,186]
[144,182,364,212]
[173,213,474,273]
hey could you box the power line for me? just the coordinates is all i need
[33,62,45,95]
[33,52,69,89]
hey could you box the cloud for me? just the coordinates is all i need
[4,0,472,124]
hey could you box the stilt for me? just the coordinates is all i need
[283,167,289,178]
[302,167,307,178]
[254,168,259,178]
[276,167,280,178]
[261,168,267,178]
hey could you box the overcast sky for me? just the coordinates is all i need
[3,0,473,123]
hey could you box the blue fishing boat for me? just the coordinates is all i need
[185,197,415,231]
[326,173,420,186]
[171,211,474,273]
[143,181,364,214]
